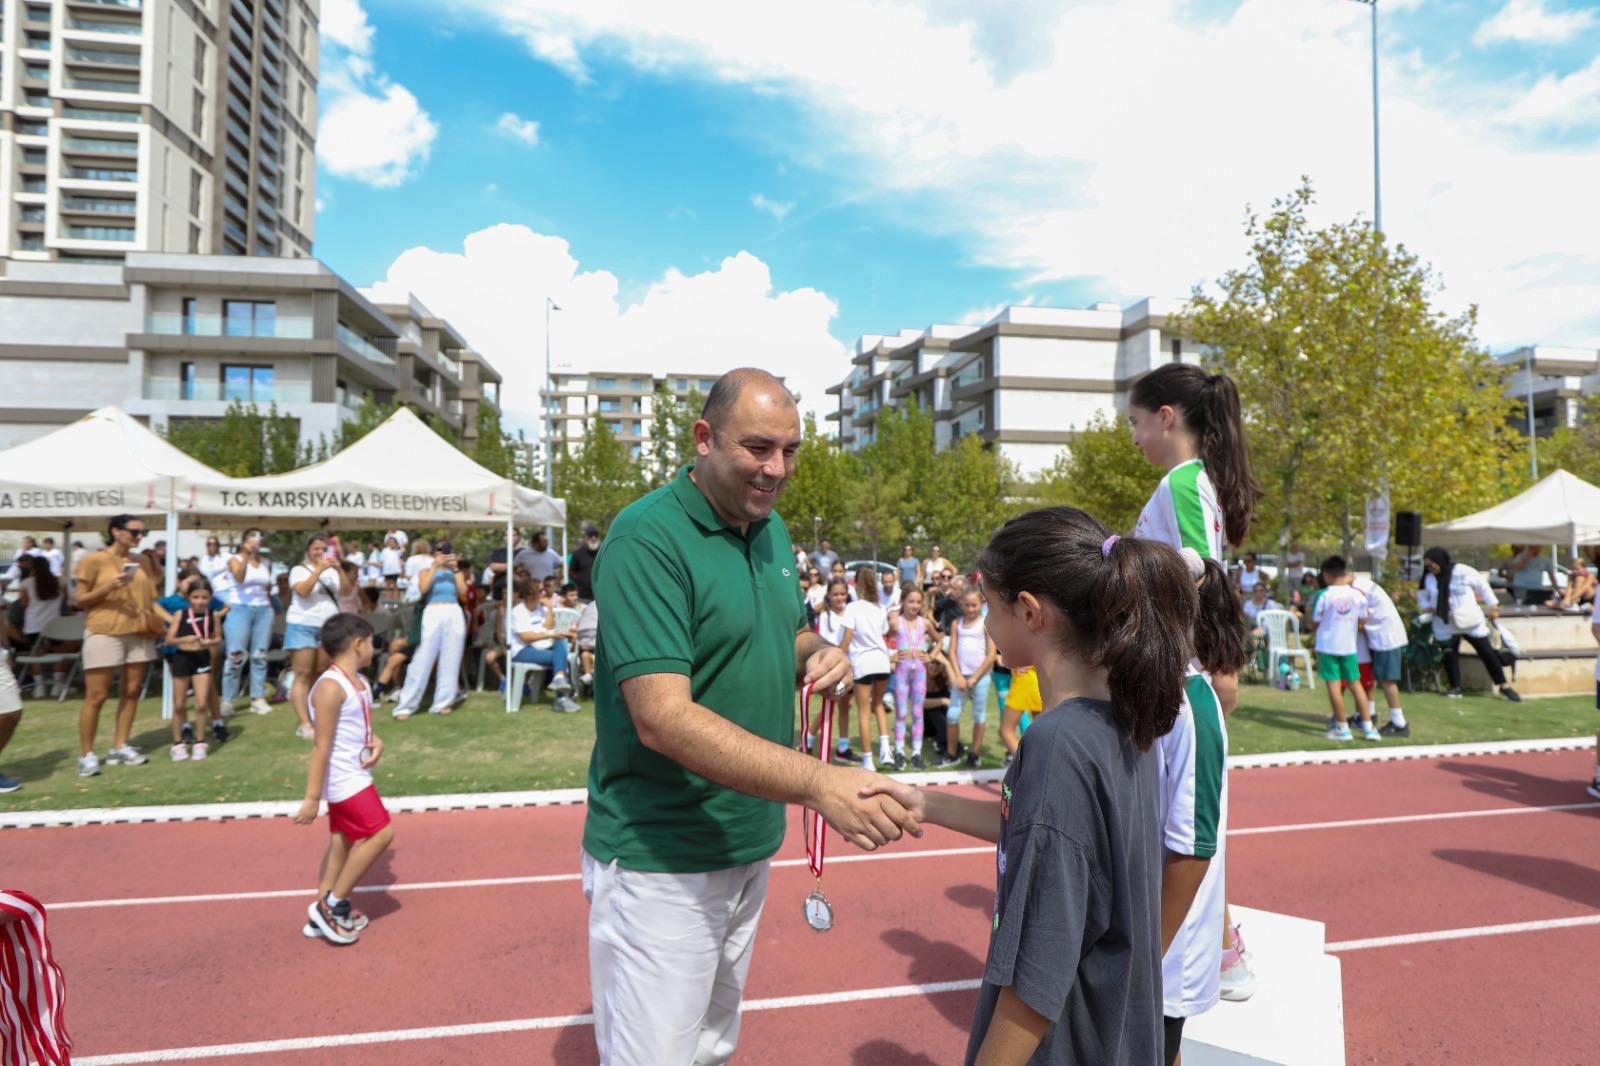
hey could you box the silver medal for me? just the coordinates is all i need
[804,888,834,933]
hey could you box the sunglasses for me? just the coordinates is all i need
[124,528,147,538]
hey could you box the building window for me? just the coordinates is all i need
[1169,337,1182,362]
[193,36,207,83]
[699,378,715,391]
[595,377,617,390]
[19,206,46,223]
[224,300,277,338]
[597,399,622,414]
[189,170,203,217]
[221,364,275,403]
[675,377,688,391]
[182,297,199,333]
[179,362,197,400]
[192,88,206,138]
[188,223,202,253]
[17,234,45,251]
[630,443,643,459]
[296,80,307,120]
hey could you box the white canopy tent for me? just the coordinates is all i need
[1423,469,1600,550]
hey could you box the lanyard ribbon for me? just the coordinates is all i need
[185,608,210,643]
[801,681,834,881]
[334,664,373,748]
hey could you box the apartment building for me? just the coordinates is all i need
[0,0,317,264]
[1499,345,1599,437]
[0,251,497,449]
[541,370,744,460]
[827,299,1192,478]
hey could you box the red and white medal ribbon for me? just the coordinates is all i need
[334,664,373,753]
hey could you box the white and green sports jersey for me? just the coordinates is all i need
[1135,458,1226,561]
[1158,672,1228,1018]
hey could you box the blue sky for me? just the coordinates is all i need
[310,0,1600,431]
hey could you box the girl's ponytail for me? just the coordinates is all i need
[1201,373,1262,549]
[976,507,1194,753]
[1190,556,1248,678]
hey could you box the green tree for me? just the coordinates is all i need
[925,433,1020,566]
[1172,180,1521,554]
[1033,412,1160,536]
[845,462,906,567]
[861,401,938,542]
[645,385,704,488]
[164,401,304,476]
[469,402,534,484]
[1536,400,1600,488]
[552,412,647,539]
[777,413,857,550]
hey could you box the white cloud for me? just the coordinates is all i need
[751,193,794,220]
[496,111,542,145]
[1497,54,1600,129]
[361,225,848,435]
[1474,0,1597,46]
[444,0,1600,353]
[318,0,437,188]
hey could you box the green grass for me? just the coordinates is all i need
[1,682,1594,813]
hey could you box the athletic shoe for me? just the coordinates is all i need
[580,672,594,688]
[385,690,402,704]
[892,750,908,771]
[105,745,148,766]
[936,751,962,768]
[553,695,581,714]
[1446,688,1463,699]
[1323,726,1353,742]
[1379,721,1411,738]
[1326,715,1340,732]
[0,773,21,794]
[250,698,273,716]
[451,691,470,708]
[1218,950,1257,1002]
[1499,686,1523,703]
[341,903,370,931]
[181,723,195,746]
[548,672,573,693]
[77,753,100,778]
[964,752,981,770]
[1587,779,1600,802]
[191,741,209,761]
[306,899,358,945]
[910,754,925,771]
[1228,923,1253,963]
[498,680,507,696]
[170,743,189,762]
[830,747,860,766]
[861,754,876,773]
[1361,725,1382,742]
[295,724,315,740]
[212,721,231,746]
[302,922,323,939]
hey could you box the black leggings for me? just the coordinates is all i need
[1443,632,1507,689]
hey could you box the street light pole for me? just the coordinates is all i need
[1526,347,1539,480]
[545,297,561,539]
[1351,0,1386,579]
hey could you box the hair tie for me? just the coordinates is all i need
[1100,535,1121,559]
[1178,546,1206,580]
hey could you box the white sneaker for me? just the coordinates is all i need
[77,753,101,777]
[580,673,593,687]
[191,742,209,761]
[1323,726,1353,742]
[548,672,573,693]
[250,698,273,716]
[170,743,189,763]
[105,745,148,766]
[1219,953,1258,1001]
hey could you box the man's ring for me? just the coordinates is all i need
[833,679,850,697]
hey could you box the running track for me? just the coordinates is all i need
[10,748,1600,1064]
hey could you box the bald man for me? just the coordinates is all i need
[581,368,921,1064]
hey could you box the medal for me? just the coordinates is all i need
[800,681,836,933]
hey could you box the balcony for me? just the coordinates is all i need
[438,350,462,379]
[65,165,137,181]
[62,105,140,122]
[67,0,142,8]
[337,323,394,365]
[65,74,140,93]
[66,45,140,66]
[63,135,138,154]
[61,195,136,214]
[144,312,315,339]
[144,378,313,404]
[67,17,142,34]
[63,224,134,241]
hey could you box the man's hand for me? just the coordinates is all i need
[293,797,319,825]
[858,776,925,824]
[813,766,922,850]
[802,644,853,696]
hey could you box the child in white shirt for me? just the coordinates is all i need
[1312,556,1377,742]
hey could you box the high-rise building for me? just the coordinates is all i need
[0,0,318,264]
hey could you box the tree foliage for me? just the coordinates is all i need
[1034,411,1160,535]
[777,412,858,549]
[551,412,647,539]
[1536,400,1600,489]
[644,385,704,489]
[925,432,1019,564]
[1171,180,1522,553]
[164,401,304,476]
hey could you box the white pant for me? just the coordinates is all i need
[395,603,465,715]
[582,849,770,1066]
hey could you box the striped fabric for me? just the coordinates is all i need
[0,890,71,1066]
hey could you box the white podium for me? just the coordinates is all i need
[1180,905,1345,1066]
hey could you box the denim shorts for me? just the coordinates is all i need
[284,621,323,651]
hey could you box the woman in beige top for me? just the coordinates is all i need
[74,514,160,778]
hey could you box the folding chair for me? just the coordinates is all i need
[470,602,501,692]
[1402,616,1445,694]
[12,616,85,701]
[1257,609,1312,685]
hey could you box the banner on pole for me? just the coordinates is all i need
[1365,492,1391,561]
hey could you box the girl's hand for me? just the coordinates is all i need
[293,798,319,825]
[360,735,385,769]
[858,778,925,823]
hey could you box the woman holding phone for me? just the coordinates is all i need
[224,528,275,716]
[287,534,353,739]
[74,514,161,777]
[393,540,471,720]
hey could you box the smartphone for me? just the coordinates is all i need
[121,563,139,574]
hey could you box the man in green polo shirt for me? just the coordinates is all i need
[581,368,922,1065]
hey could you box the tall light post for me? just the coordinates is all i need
[544,297,561,543]
[1350,0,1386,578]
[1526,348,1539,480]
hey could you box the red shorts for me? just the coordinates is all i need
[1343,662,1376,691]
[327,785,391,843]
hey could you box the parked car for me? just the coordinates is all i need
[842,559,900,579]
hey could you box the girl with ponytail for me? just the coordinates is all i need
[864,508,1190,1064]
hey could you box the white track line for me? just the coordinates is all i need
[1328,913,1600,952]
[6,735,1590,830]
[72,979,986,1064]
[52,800,1600,912]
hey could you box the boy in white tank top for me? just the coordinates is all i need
[295,612,393,945]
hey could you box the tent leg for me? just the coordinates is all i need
[161,510,178,722]
[505,517,515,714]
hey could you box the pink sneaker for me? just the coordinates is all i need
[191,741,209,761]
[170,743,189,762]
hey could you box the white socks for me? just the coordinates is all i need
[1390,708,1407,727]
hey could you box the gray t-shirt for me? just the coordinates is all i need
[965,697,1163,1066]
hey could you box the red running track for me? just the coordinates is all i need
[9,747,1600,1064]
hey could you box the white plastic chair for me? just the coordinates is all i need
[1257,609,1312,683]
[506,656,548,712]
[13,615,85,701]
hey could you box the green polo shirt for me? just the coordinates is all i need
[582,464,808,873]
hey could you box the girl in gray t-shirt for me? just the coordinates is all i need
[868,507,1198,1065]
